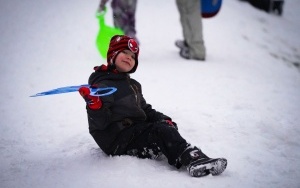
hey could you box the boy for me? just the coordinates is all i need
[79,35,227,177]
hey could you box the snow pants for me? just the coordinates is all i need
[111,0,137,39]
[120,122,189,167]
[176,0,206,59]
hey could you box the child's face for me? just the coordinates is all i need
[115,50,136,73]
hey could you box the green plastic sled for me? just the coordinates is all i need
[96,7,124,58]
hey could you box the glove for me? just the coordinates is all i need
[161,119,178,130]
[97,0,108,13]
[97,5,105,13]
[79,87,102,110]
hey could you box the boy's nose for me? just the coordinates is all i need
[126,55,133,60]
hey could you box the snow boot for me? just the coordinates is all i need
[175,40,205,60]
[179,146,227,177]
[175,40,188,49]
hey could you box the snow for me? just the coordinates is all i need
[1,0,300,187]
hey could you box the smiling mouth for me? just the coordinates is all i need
[123,61,130,65]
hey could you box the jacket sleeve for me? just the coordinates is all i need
[133,80,171,122]
[87,84,114,131]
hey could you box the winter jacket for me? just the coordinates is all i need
[86,65,170,155]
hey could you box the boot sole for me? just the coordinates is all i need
[210,158,227,176]
[188,158,227,177]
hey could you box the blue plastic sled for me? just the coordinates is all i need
[30,84,117,97]
[201,0,223,18]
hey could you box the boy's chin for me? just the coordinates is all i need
[118,69,131,73]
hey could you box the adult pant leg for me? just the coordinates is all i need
[176,0,206,59]
[111,0,137,38]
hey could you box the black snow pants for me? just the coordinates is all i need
[123,122,189,167]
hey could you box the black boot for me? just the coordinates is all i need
[179,146,227,177]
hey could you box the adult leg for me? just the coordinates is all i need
[176,0,206,60]
[125,0,137,39]
[111,0,137,39]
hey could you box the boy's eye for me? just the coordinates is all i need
[123,50,135,59]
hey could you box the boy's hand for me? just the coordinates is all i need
[79,87,102,110]
[161,119,178,130]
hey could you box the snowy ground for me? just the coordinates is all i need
[1,0,300,188]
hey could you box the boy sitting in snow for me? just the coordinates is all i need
[79,35,227,177]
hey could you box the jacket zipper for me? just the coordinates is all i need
[130,85,138,103]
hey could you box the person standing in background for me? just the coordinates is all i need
[241,0,284,15]
[175,0,206,61]
[98,0,139,43]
